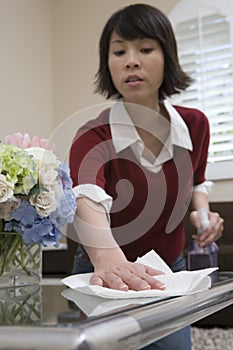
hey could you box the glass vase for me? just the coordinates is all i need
[0,284,42,325]
[0,231,42,288]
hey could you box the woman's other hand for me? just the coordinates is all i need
[190,210,224,247]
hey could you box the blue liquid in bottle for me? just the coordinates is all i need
[188,208,219,284]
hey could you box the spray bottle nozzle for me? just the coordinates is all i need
[197,208,209,236]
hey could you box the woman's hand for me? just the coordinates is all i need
[77,198,165,292]
[89,249,166,291]
[189,210,224,247]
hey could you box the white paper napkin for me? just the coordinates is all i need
[61,288,160,317]
[61,250,218,299]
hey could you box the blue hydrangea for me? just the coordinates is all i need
[4,200,62,247]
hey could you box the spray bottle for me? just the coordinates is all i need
[188,208,219,283]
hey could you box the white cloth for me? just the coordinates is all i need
[61,250,217,299]
[61,288,158,317]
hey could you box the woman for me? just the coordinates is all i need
[69,4,223,349]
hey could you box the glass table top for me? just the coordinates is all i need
[0,271,233,327]
[0,272,233,349]
[0,278,170,327]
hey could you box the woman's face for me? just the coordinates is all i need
[108,31,164,108]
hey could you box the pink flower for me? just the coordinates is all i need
[5,133,54,150]
[5,133,31,148]
[31,136,54,150]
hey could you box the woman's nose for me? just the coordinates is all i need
[125,52,140,68]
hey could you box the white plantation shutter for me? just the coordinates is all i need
[169,0,233,180]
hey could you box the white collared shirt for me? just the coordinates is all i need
[110,99,193,173]
[73,100,212,211]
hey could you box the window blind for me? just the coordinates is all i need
[171,12,233,165]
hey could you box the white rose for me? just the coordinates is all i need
[38,168,63,200]
[0,174,14,203]
[29,190,58,217]
[39,167,58,187]
[25,147,60,168]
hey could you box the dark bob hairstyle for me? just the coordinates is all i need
[94,3,193,101]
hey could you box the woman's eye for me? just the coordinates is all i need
[113,50,125,56]
[141,48,154,54]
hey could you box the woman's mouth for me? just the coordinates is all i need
[125,75,143,86]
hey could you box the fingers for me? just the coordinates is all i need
[192,211,224,246]
[140,274,166,290]
[116,269,165,291]
[90,272,129,290]
[144,265,165,276]
[108,271,151,291]
[90,264,166,291]
[89,275,104,287]
[209,212,224,238]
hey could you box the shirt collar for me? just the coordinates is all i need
[109,99,193,154]
[164,100,193,151]
[110,101,140,153]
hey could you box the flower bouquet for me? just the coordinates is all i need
[0,133,77,287]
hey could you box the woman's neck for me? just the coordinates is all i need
[122,97,161,114]
[122,98,171,158]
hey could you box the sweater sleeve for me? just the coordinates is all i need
[193,111,210,186]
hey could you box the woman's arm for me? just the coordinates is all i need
[74,197,165,291]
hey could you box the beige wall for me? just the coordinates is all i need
[1,0,232,201]
[0,0,53,140]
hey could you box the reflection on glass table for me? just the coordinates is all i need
[0,272,233,350]
[0,279,168,326]
[0,284,41,326]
